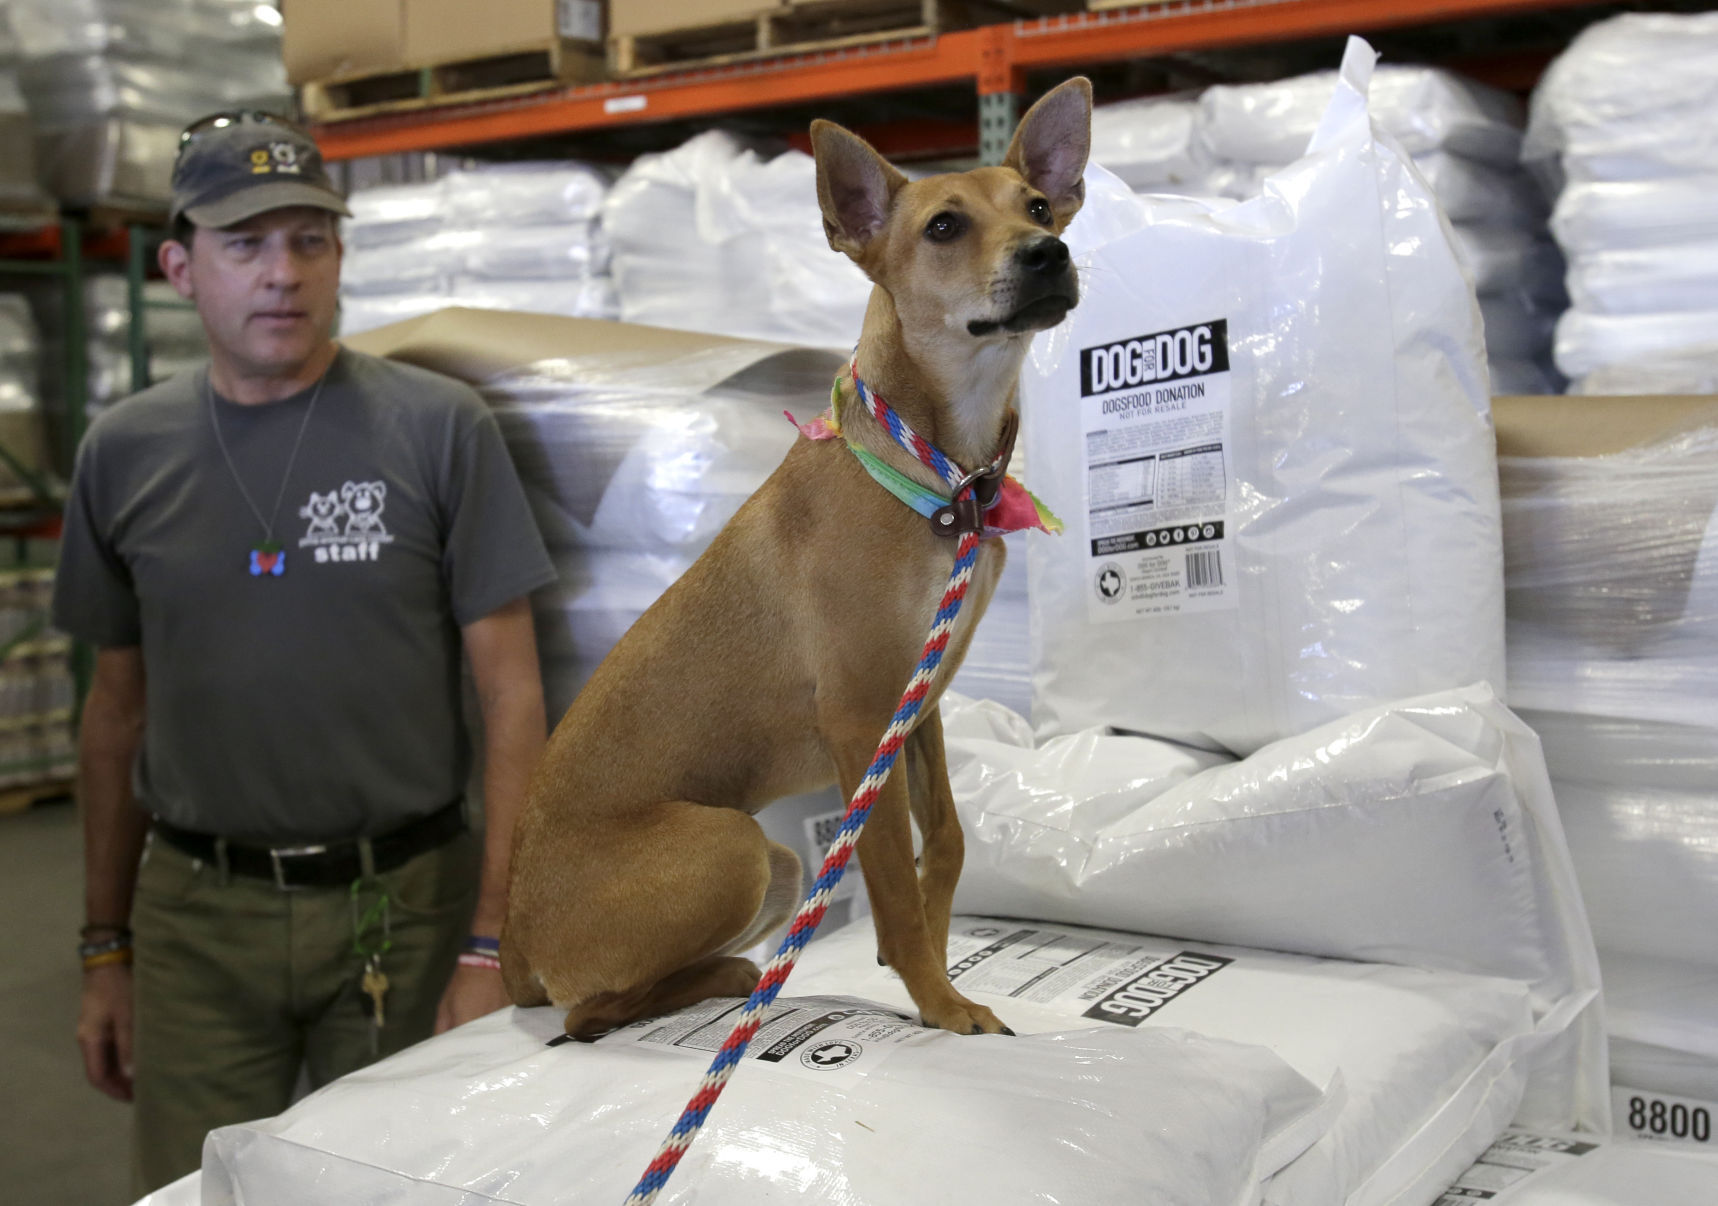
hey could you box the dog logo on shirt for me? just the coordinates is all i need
[298,481,395,564]
[340,481,388,537]
[298,490,344,536]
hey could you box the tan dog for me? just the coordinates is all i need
[502,78,1092,1039]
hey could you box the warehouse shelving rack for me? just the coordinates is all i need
[308,0,1622,164]
[0,217,119,806]
[0,219,175,809]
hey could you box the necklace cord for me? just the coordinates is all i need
[207,364,331,545]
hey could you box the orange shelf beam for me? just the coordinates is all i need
[315,34,977,160]
[1005,0,1614,71]
[313,0,1610,161]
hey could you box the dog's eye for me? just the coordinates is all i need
[924,212,963,243]
[1028,197,1053,225]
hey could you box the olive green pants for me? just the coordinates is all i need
[129,826,479,1196]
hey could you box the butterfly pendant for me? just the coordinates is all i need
[250,542,286,577]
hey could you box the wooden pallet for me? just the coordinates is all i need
[610,0,1074,78]
[304,38,606,124]
[0,777,73,816]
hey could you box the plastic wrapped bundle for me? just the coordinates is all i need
[1192,63,1555,384]
[0,297,48,493]
[442,161,609,227]
[1520,707,1718,1147]
[1502,430,1718,726]
[343,182,447,251]
[339,167,619,335]
[1523,710,1718,968]
[10,0,288,208]
[0,67,50,213]
[29,274,206,422]
[1526,14,1718,391]
[1414,150,1547,229]
[0,296,40,412]
[603,130,872,348]
[1025,41,1504,755]
[1198,63,1524,167]
[1524,12,1718,190]
[1570,346,1718,397]
[1088,93,1219,193]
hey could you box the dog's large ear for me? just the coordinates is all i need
[1003,77,1092,220]
[811,119,908,259]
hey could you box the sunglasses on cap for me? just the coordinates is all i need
[176,110,300,160]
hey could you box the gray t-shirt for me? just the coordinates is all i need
[54,347,557,843]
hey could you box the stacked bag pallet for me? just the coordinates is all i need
[1089,65,1563,394]
[602,130,873,349]
[6,0,288,210]
[1524,12,1718,394]
[339,162,619,336]
[26,275,207,430]
[0,294,48,494]
[0,564,75,792]
[0,8,52,219]
[1497,394,1718,1148]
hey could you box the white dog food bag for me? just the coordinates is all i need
[1023,38,1503,755]
[794,916,1554,1206]
[200,997,1329,1206]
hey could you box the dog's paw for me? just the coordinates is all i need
[921,994,1011,1036]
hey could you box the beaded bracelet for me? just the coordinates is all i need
[457,952,502,972]
[462,935,500,955]
[77,935,133,961]
[82,948,134,971]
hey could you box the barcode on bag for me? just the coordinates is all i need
[1185,549,1223,589]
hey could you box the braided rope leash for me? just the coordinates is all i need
[622,366,979,1206]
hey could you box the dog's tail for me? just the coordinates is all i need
[499,925,551,1008]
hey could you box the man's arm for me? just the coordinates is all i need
[436,597,547,1032]
[76,646,148,1100]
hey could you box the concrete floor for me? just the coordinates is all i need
[0,801,134,1206]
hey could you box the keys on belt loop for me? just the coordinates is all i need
[350,869,392,1053]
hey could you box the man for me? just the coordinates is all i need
[54,112,558,1195]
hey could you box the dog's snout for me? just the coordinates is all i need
[1017,236,1070,276]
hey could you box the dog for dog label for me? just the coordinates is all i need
[1076,319,1237,621]
[940,923,1230,1027]
[1431,1131,1600,1203]
[593,993,928,1083]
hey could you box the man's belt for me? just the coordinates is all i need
[151,800,466,890]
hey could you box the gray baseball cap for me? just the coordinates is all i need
[171,112,352,228]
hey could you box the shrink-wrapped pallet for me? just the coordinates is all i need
[8,0,288,208]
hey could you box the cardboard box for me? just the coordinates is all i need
[282,0,407,85]
[609,0,778,40]
[340,306,818,387]
[405,0,603,65]
[1492,394,1718,458]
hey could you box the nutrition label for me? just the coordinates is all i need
[1077,319,1237,621]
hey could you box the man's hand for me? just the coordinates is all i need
[77,963,135,1101]
[435,963,512,1034]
